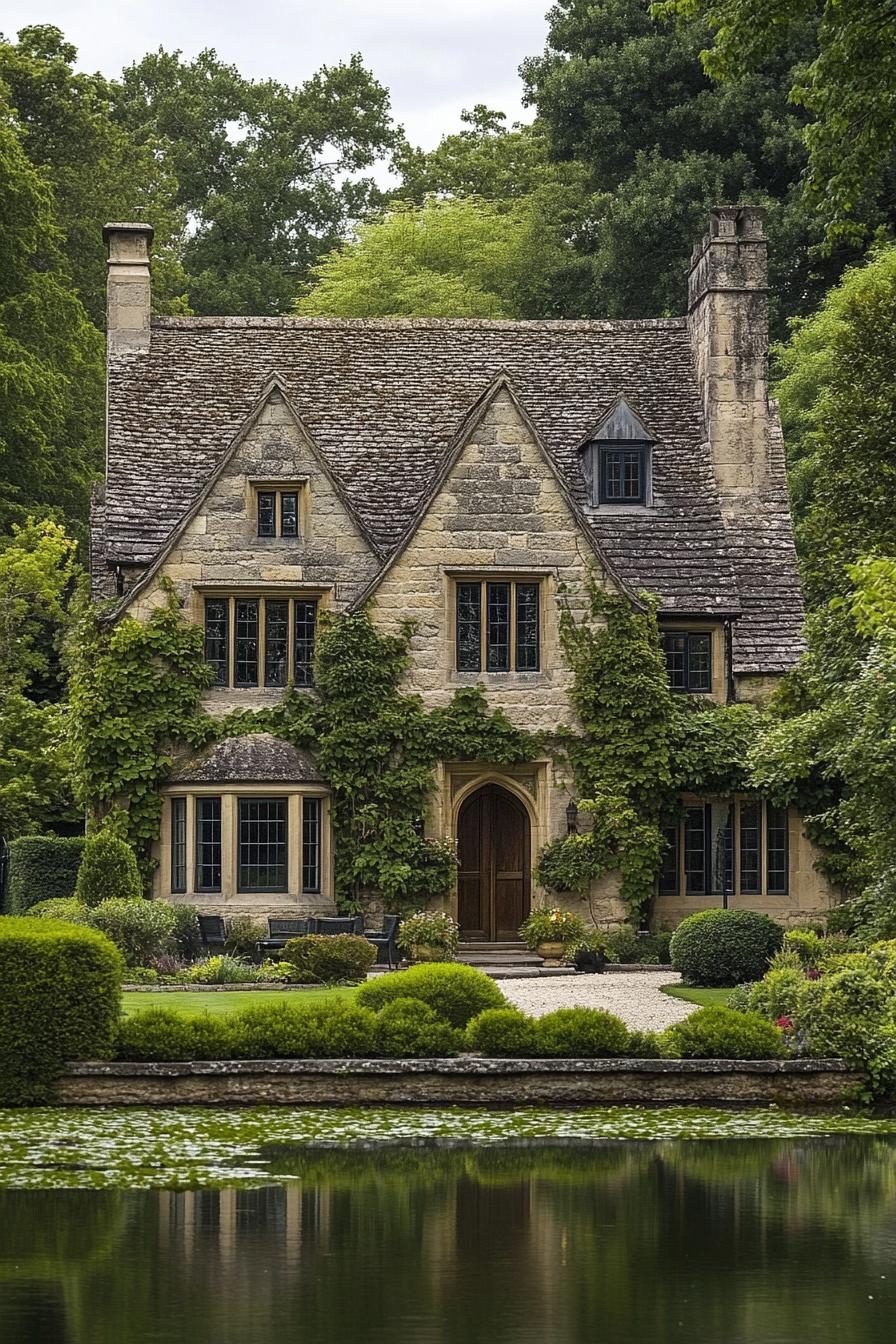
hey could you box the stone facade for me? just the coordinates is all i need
[96,209,840,930]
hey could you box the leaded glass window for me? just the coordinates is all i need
[684,802,732,896]
[684,806,707,894]
[515,584,540,672]
[739,801,761,895]
[659,823,679,895]
[280,492,299,538]
[195,797,222,892]
[238,798,288,892]
[600,447,646,504]
[256,487,302,538]
[661,631,712,693]
[294,600,317,687]
[264,600,289,688]
[257,491,276,538]
[486,582,510,672]
[204,599,229,686]
[235,599,259,687]
[456,582,482,672]
[170,797,186,894]
[302,797,322,893]
[663,800,789,900]
[766,804,789,895]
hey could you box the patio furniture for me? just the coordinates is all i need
[365,914,401,970]
[256,917,313,956]
[313,916,364,936]
[198,915,227,950]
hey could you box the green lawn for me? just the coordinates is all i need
[121,986,358,1017]
[660,984,733,1009]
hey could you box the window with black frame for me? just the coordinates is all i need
[237,798,288,892]
[599,445,647,504]
[202,596,318,688]
[170,797,186,894]
[195,797,222,892]
[660,799,789,898]
[661,631,712,693]
[256,487,302,538]
[302,797,322,893]
[455,580,540,673]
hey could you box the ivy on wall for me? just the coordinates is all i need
[69,576,765,919]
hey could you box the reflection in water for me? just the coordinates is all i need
[0,1139,894,1344]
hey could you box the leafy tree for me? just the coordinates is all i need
[114,46,399,315]
[521,0,852,327]
[296,196,585,319]
[658,0,896,248]
[0,26,186,325]
[0,109,104,531]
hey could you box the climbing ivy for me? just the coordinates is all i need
[67,585,215,879]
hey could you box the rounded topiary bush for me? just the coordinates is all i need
[465,1008,539,1057]
[535,1006,629,1058]
[282,933,376,985]
[670,909,784,987]
[356,962,507,1027]
[661,1007,785,1060]
[86,898,177,967]
[75,829,143,907]
[373,998,461,1058]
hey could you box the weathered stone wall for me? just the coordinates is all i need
[59,1057,861,1107]
[369,388,611,732]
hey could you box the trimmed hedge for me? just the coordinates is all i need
[75,830,143,907]
[0,917,123,1104]
[283,933,377,985]
[373,998,461,1057]
[661,1007,785,1060]
[670,909,784,987]
[535,1007,629,1058]
[356,962,508,1027]
[5,836,85,913]
[465,1008,539,1057]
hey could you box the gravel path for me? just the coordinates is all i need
[501,970,693,1033]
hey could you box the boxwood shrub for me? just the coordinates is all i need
[117,1008,237,1062]
[661,1007,785,1060]
[75,830,143,907]
[535,1007,629,1058]
[0,917,123,1103]
[465,1008,539,1057]
[670,909,784,987]
[373,998,462,1057]
[5,836,85,913]
[282,933,377,985]
[357,962,507,1027]
[87,898,177,966]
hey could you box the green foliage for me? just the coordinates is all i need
[230,1002,380,1060]
[0,916,122,1103]
[181,955,261,985]
[396,911,459,959]
[729,965,807,1022]
[798,966,896,1096]
[535,1006,630,1058]
[373,997,462,1058]
[86,898,177,967]
[626,1029,664,1058]
[74,827,143,906]
[5,835,84,913]
[356,962,508,1028]
[661,1006,785,1060]
[67,590,214,875]
[670,702,762,794]
[282,934,377,985]
[671,909,784,986]
[26,896,88,923]
[168,904,201,961]
[223,915,266,961]
[464,1007,540,1057]
[116,1008,235,1062]
[605,926,672,965]
[659,0,896,249]
[518,906,586,950]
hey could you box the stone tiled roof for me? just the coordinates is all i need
[103,316,805,674]
[169,733,324,784]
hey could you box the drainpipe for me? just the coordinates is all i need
[724,618,736,704]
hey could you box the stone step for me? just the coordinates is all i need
[458,950,543,963]
[480,966,578,980]
[457,941,529,953]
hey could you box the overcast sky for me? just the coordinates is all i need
[6,1,551,149]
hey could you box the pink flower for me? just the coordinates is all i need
[776,1016,794,1030]
[805,968,821,980]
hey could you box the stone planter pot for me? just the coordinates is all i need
[535,940,565,966]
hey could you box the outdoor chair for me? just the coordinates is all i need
[313,915,364,937]
[198,915,227,951]
[256,917,313,957]
[365,914,401,970]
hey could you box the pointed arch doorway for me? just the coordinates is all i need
[457,783,531,940]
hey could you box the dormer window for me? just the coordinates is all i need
[581,398,655,508]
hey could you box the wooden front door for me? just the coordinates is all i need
[457,784,531,940]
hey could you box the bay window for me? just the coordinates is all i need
[660,798,789,898]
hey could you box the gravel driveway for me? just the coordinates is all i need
[501,970,693,1033]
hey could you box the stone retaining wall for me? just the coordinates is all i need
[59,1057,860,1108]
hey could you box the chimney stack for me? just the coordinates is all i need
[103,222,153,355]
[687,206,769,501]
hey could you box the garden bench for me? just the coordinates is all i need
[198,915,227,951]
[313,916,364,937]
[256,918,313,956]
[365,914,401,970]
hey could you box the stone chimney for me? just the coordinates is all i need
[103,222,153,355]
[687,206,769,501]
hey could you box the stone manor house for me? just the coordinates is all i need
[91,207,834,937]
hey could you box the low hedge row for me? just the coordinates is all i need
[5,836,85,913]
[0,917,123,1104]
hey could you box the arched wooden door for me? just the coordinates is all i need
[457,784,531,940]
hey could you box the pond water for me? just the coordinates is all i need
[1,1108,895,1343]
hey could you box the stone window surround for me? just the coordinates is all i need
[444,567,557,686]
[248,477,310,541]
[159,783,332,904]
[658,619,726,701]
[659,793,790,903]
[581,441,655,510]
[197,585,329,690]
